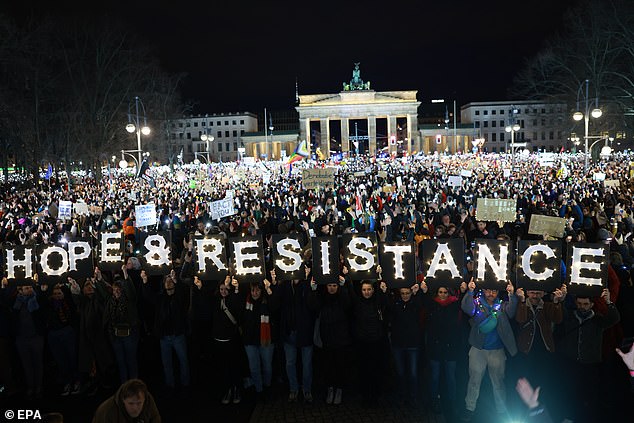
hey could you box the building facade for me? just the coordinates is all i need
[163,112,258,162]
[460,100,568,152]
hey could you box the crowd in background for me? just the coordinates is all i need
[1,151,634,422]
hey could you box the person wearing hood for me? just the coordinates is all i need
[92,378,160,423]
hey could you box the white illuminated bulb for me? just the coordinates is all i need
[426,243,461,279]
[68,241,91,271]
[276,238,302,272]
[233,240,261,275]
[6,248,34,279]
[477,243,509,281]
[196,238,227,272]
[570,246,603,286]
[144,234,171,267]
[347,237,375,272]
[521,244,555,281]
[320,240,331,275]
[40,246,69,276]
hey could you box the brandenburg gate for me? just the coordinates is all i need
[296,64,421,157]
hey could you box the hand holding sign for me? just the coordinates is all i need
[468,277,476,293]
[379,281,387,293]
[194,276,203,290]
[141,270,148,284]
[377,265,382,278]
[411,283,419,295]
[516,288,525,303]
[420,281,428,294]
[506,281,514,296]
[553,285,566,303]
[460,282,468,293]
[601,288,611,304]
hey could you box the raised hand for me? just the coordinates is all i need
[516,288,525,303]
[379,281,387,293]
[420,281,428,294]
[193,276,203,290]
[411,283,419,295]
[516,378,540,410]
[140,270,148,284]
[616,343,634,371]
[468,277,476,292]
[601,288,611,304]
[552,287,565,303]
[506,281,515,296]
[459,281,467,293]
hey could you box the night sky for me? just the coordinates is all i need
[2,0,580,114]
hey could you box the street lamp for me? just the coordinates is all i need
[125,96,151,166]
[573,79,602,173]
[200,132,214,163]
[505,106,520,166]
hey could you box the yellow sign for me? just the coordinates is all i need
[302,168,336,190]
[528,215,567,239]
[476,198,516,222]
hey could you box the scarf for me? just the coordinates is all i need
[14,293,39,313]
[246,294,272,347]
[433,295,459,306]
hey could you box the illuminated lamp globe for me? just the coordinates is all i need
[521,148,530,156]
[591,108,602,119]
[512,123,521,131]
[141,126,151,135]
[201,134,208,141]
[600,146,612,157]
[193,159,200,165]
[505,125,512,133]
[125,123,136,133]
[119,160,129,169]
[573,112,584,121]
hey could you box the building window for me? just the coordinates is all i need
[209,121,213,126]
[170,133,176,140]
[232,120,236,125]
[226,142,230,151]
[179,133,183,139]
[186,133,191,139]
[171,123,176,128]
[533,109,537,114]
[492,121,497,128]
[492,147,497,153]
[541,118,546,126]
[500,120,504,127]
[194,122,198,127]
[483,110,488,115]
[502,110,507,115]
[202,122,206,127]
[475,121,480,128]
[224,121,229,125]
[492,133,497,141]
[233,142,238,150]
[225,131,229,137]
[557,131,562,140]
[541,108,546,114]
[232,130,237,137]
[186,122,191,127]
[541,132,546,140]
[533,119,537,126]
[240,119,244,124]
[533,132,537,140]
[475,111,480,116]
[525,109,529,114]
[549,131,554,140]
[179,123,183,128]
[218,143,222,152]
[483,121,488,128]
[492,110,496,115]
[240,129,245,135]
[500,133,505,142]
[217,131,222,138]
[187,145,192,153]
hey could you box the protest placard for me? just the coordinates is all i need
[503,169,511,178]
[604,179,620,188]
[89,205,103,215]
[302,168,335,190]
[448,175,463,187]
[135,203,157,227]
[528,214,567,238]
[593,172,606,181]
[476,198,517,222]
[460,169,473,177]
[210,198,237,221]
[58,201,72,220]
[378,171,387,178]
[73,202,89,216]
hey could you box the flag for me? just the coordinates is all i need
[44,164,53,180]
[137,159,155,188]
[287,140,309,165]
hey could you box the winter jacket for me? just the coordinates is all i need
[240,293,277,346]
[515,299,563,354]
[211,291,242,341]
[269,280,315,347]
[461,290,518,356]
[308,282,352,349]
[92,383,161,423]
[143,283,190,337]
[350,286,388,343]
[423,293,463,361]
[387,291,424,348]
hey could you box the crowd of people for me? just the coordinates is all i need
[1,150,634,423]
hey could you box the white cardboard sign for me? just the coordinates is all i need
[135,203,157,227]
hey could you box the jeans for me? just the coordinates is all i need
[110,329,139,384]
[429,359,457,402]
[284,332,313,393]
[392,347,419,398]
[48,326,78,385]
[244,344,274,392]
[465,346,507,413]
[160,334,190,388]
[15,335,44,392]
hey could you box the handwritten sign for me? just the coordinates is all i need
[593,172,606,181]
[378,171,387,178]
[89,205,103,215]
[448,176,463,187]
[476,198,517,222]
[210,198,236,221]
[73,202,89,216]
[302,168,335,190]
[58,201,73,220]
[604,179,620,188]
[460,169,473,177]
[135,203,157,227]
[528,215,566,239]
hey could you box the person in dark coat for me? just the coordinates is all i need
[421,281,466,417]
[70,268,114,396]
[308,269,351,405]
[386,282,424,407]
[211,275,243,405]
[92,378,161,423]
[142,270,190,392]
[350,276,388,405]
[268,268,316,403]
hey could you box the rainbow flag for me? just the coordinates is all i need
[287,140,309,165]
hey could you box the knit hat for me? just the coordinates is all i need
[596,228,612,241]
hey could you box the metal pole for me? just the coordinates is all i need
[206,139,210,163]
[453,100,457,153]
[511,129,515,167]
[135,97,142,166]
[584,80,589,173]
[264,107,268,161]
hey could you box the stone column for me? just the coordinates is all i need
[407,114,415,154]
[320,118,330,158]
[303,118,312,155]
[299,117,308,144]
[341,118,350,153]
[388,115,397,154]
[368,116,377,156]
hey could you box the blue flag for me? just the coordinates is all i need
[44,164,53,180]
